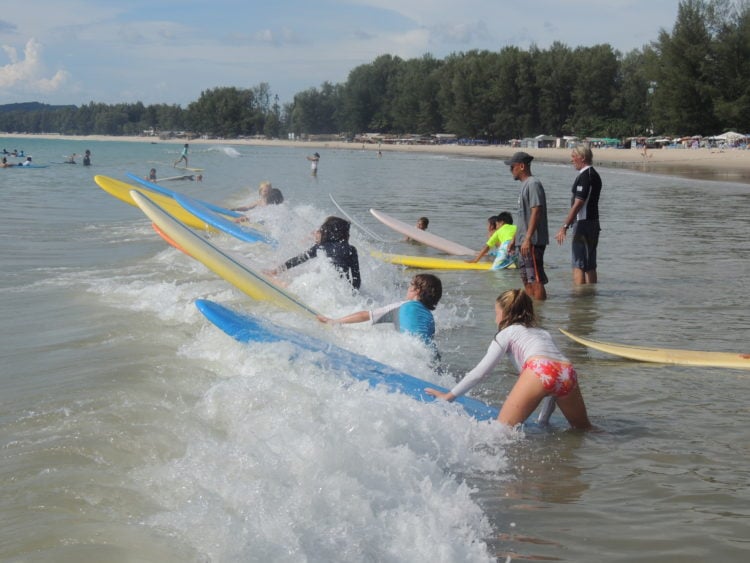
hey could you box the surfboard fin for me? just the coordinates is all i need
[537,396,556,424]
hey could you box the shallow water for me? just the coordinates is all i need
[1,138,749,562]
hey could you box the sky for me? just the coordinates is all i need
[0,0,683,108]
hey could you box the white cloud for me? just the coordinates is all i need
[0,38,70,92]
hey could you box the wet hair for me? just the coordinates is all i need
[417,217,429,229]
[572,144,593,164]
[412,274,442,310]
[496,211,513,225]
[318,216,350,243]
[488,215,499,230]
[266,188,284,205]
[496,289,537,330]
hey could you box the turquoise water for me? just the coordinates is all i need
[1,137,749,562]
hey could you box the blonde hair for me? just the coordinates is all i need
[572,144,593,164]
[258,181,273,194]
[496,289,536,330]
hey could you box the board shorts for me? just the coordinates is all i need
[523,357,578,397]
[518,245,548,285]
[489,240,517,270]
[571,220,600,271]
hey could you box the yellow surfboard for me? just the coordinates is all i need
[371,251,516,271]
[95,175,219,231]
[131,190,318,318]
[559,329,750,370]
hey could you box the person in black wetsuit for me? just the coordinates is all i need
[269,216,360,289]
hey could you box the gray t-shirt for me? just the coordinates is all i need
[515,175,549,246]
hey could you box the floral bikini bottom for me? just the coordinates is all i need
[522,358,578,398]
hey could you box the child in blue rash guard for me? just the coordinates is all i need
[317,274,442,345]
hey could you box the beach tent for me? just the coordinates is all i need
[715,131,746,141]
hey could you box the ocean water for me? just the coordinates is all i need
[1,137,749,562]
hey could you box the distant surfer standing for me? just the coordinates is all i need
[174,143,189,168]
[307,152,320,176]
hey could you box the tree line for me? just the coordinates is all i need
[1,0,748,141]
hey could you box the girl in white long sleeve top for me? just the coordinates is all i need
[427,289,591,429]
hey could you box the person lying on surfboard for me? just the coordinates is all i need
[426,288,592,429]
[317,273,442,347]
[267,216,360,290]
[468,212,517,269]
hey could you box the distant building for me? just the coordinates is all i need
[521,135,557,149]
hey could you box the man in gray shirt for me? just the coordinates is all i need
[504,151,549,300]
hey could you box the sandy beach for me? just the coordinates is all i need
[5,133,750,184]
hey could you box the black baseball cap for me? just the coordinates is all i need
[503,151,534,165]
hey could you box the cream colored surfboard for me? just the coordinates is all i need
[559,329,750,370]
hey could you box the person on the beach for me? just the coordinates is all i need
[505,151,549,300]
[555,145,602,285]
[147,168,157,182]
[82,150,91,166]
[426,288,591,429]
[317,273,442,346]
[307,152,320,176]
[268,216,360,289]
[174,143,189,168]
[468,212,517,268]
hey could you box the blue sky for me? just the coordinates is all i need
[1,0,682,107]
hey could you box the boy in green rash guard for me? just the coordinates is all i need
[317,274,442,345]
[468,212,517,268]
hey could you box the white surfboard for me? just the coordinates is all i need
[369,209,475,256]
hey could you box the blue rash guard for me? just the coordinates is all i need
[370,300,435,343]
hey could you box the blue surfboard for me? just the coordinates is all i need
[195,299,500,422]
[174,193,276,246]
[125,172,243,218]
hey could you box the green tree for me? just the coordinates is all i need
[340,55,404,133]
[389,55,443,134]
[651,0,718,134]
[533,42,576,136]
[710,0,750,129]
[568,44,621,136]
